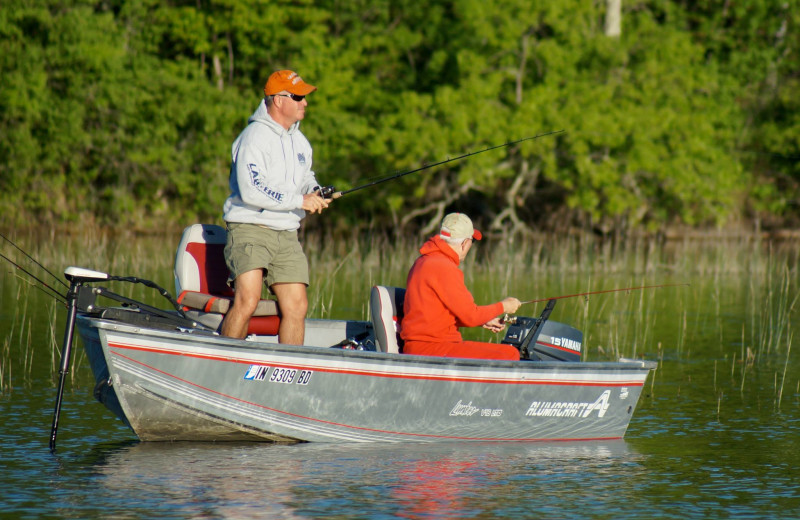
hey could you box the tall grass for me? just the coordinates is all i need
[0,228,797,393]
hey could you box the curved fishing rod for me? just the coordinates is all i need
[520,283,690,306]
[1,232,69,290]
[323,129,565,199]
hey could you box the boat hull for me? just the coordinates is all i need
[78,315,656,443]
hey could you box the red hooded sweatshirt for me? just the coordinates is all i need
[400,235,504,345]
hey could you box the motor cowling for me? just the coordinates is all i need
[502,318,583,362]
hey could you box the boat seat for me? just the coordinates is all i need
[174,224,280,335]
[369,285,405,353]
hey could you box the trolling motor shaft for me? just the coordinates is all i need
[49,267,109,451]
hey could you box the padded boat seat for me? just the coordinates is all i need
[370,285,405,353]
[174,224,280,335]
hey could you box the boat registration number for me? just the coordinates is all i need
[244,365,313,385]
[269,367,313,385]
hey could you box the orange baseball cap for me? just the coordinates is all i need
[264,70,317,96]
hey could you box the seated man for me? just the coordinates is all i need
[400,213,522,360]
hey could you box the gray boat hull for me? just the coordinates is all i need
[78,315,656,443]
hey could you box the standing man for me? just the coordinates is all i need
[400,213,522,360]
[221,70,330,344]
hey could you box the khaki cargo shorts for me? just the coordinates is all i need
[224,223,309,288]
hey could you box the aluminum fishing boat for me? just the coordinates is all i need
[50,224,657,446]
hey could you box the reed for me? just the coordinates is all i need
[0,337,7,393]
[777,327,792,409]
[48,303,58,377]
[1,228,798,393]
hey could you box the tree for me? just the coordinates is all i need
[0,0,796,235]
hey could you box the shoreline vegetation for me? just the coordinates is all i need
[3,220,800,240]
[2,2,799,235]
[1,224,798,286]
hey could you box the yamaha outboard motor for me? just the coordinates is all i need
[501,300,583,361]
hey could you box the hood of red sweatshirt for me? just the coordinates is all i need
[419,235,460,266]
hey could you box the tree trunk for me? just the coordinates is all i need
[490,160,540,239]
[605,0,621,38]
[227,33,234,84]
[213,54,224,91]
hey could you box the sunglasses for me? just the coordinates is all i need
[274,93,305,102]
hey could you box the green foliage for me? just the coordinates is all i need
[0,0,796,234]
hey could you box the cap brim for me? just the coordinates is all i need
[472,229,482,240]
[287,83,317,95]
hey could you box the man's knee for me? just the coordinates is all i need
[231,272,264,314]
[289,299,309,318]
[281,296,308,320]
[232,294,260,316]
[272,284,308,319]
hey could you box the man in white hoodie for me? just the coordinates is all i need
[220,70,330,344]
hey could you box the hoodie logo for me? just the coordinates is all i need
[297,153,307,166]
[248,163,284,203]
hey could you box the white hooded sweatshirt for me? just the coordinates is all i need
[222,99,320,230]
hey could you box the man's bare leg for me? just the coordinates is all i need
[220,269,263,338]
[270,282,308,345]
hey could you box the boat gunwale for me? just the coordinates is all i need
[77,314,659,372]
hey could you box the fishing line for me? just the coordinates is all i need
[520,283,690,305]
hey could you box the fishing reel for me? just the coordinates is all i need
[314,185,337,199]
[330,332,376,351]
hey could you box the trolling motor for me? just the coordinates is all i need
[49,268,108,451]
[49,267,207,451]
[501,299,583,362]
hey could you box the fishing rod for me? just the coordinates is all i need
[0,251,67,306]
[1,232,69,290]
[320,129,565,199]
[520,283,690,305]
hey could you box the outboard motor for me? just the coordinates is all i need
[501,300,583,361]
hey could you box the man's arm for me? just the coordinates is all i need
[233,145,304,211]
[435,270,505,328]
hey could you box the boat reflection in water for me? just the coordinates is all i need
[90,440,642,519]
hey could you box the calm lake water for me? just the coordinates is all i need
[1,232,798,519]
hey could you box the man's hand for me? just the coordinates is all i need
[501,297,521,314]
[302,192,330,214]
[482,316,506,333]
